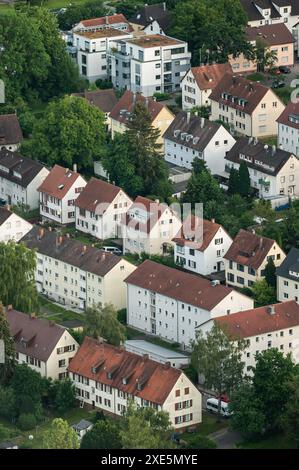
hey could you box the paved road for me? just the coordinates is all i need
[209,428,242,449]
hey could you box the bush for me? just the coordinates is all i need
[95,79,113,89]
[185,434,217,449]
[18,413,37,431]
[153,92,171,101]
[117,308,127,325]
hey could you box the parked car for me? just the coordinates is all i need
[272,80,285,89]
[101,246,122,255]
[0,198,7,206]
[279,66,291,74]
[269,67,281,75]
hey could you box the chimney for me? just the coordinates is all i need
[133,92,136,106]
[82,245,87,254]
[187,111,191,124]
[38,228,45,240]
[155,199,160,204]
[251,228,255,235]
[105,15,109,25]
[143,353,149,361]
[211,218,215,224]
[5,204,10,212]
[271,145,276,156]
[267,305,275,315]
[66,233,70,238]
[73,163,77,173]
[7,304,13,311]
[30,313,36,319]
[56,235,63,247]
[201,117,205,128]
[163,2,166,11]
[145,96,149,108]
[259,237,263,249]
[164,361,171,369]
[48,226,52,232]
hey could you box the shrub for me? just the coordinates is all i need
[95,79,113,89]
[185,434,217,449]
[117,308,127,325]
[18,413,37,431]
[153,92,170,101]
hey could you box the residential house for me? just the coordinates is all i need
[225,137,299,205]
[163,111,236,174]
[21,226,136,310]
[124,340,190,368]
[0,114,23,151]
[129,2,171,36]
[199,301,299,372]
[240,0,299,55]
[0,206,32,243]
[108,34,191,97]
[72,420,93,440]
[72,89,118,128]
[122,196,182,256]
[277,101,299,157]
[38,164,87,225]
[209,73,285,137]
[68,336,202,430]
[75,177,132,240]
[229,23,295,73]
[172,214,233,276]
[224,229,286,288]
[110,90,174,148]
[6,307,79,380]
[125,259,254,348]
[181,63,232,110]
[73,28,133,82]
[276,247,299,302]
[0,149,49,209]
[73,14,133,34]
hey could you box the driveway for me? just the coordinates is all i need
[209,428,242,449]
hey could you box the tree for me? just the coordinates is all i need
[191,323,246,417]
[42,418,79,449]
[57,0,107,31]
[10,364,48,416]
[80,420,122,449]
[255,38,278,72]
[281,374,299,448]
[264,257,276,289]
[238,161,251,198]
[85,303,126,346]
[0,242,38,313]
[251,279,276,307]
[22,96,106,170]
[0,386,17,421]
[227,168,240,195]
[0,303,16,385]
[120,401,174,449]
[49,378,76,414]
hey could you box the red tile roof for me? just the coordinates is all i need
[224,229,280,270]
[79,14,132,30]
[6,309,67,362]
[0,114,23,146]
[173,214,230,251]
[125,259,239,311]
[68,336,182,405]
[75,177,130,212]
[110,90,171,125]
[245,23,295,46]
[37,165,85,200]
[215,301,299,338]
[277,101,299,131]
[124,196,170,234]
[188,63,232,91]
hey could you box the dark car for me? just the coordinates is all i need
[269,67,281,75]
[272,80,286,89]
[279,66,291,74]
[0,198,7,206]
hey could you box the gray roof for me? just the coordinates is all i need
[124,340,189,359]
[58,319,84,329]
[129,3,171,32]
[163,111,220,152]
[0,149,46,188]
[276,247,299,281]
[172,180,188,195]
[0,206,12,226]
[0,114,23,146]
[225,137,293,176]
[72,419,93,432]
[21,226,123,277]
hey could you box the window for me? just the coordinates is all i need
[155,50,160,56]
[289,329,293,335]
[175,390,180,397]
[237,264,244,272]
[155,63,161,68]
[81,66,87,76]
[184,387,189,395]
[237,276,244,285]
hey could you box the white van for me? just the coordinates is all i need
[206,398,232,418]
[101,246,122,255]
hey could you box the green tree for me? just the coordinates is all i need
[227,168,240,195]
[57,0,107,31]
[264,257,276,289]
[281,374,299,448]
[251,279,276,307]
[0,303,16,385]
[49,378,76,415]
[191,323,246,417]
[42,418,79,449]
[80,420,122,449]
[22,96,106,170]
[120,401,174,449]
[238,161,251,197]
[0,386,17,421]
[254,38,278,72]
[0,242,38,313]
[85,303,126,346]
[10,364,48,416]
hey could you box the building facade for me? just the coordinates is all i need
[0,206,32,243]
[277,101,299,157]
[276,247,299,303]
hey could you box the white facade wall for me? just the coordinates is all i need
[0,212,32,243]
[278,123,299,157]
[277,274,299,303]
[181,70,210,110]
[76,190,133,239]
[174,226,233,275]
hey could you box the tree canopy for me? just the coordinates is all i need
[85,303,126,346]
[42,418,79,449]
[80,419,122,449]
[0,304,15,385]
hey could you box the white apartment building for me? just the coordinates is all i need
[73,28,133,82]
[163,111,236,175]
[6,307,79,380]
[209,73,285,138]
[224,229,286,289]
[277,101,299,157]
[69,336,202,430]
[21,226,136,311]
[0,206,32,243]
[108,34,191,97]
[0,114,23,152]
[200,301,299,372]
[225,137,299,203]
[276,247,299,303]
[38,164,87,225]
[0,149,49,209]
[75,178,132,240]
[173,215,233,276]
[125,259,254,349]
[73,14,133,34]
[181,63,232,110]
[124,340,190,368]
[123,196,182,256]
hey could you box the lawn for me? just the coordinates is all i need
[259,135,277,146]
[238,433,297,449]
[246,72,265,82]
[37,294,85,324]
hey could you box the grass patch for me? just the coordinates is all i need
[37,294,84,324]
[246,72,265,82]
[259,136,277,146]
[238,433,297,449]
[273,86,292,105]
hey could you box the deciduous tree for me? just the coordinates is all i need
[85,303,126,346]
[0,303,16,385]
[42,418,79,449]
[80,420,122,449]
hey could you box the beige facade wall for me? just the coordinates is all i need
[251,89,285,137]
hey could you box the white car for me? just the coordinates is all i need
[101,246,122,256]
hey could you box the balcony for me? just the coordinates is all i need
[258,178,270,187]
